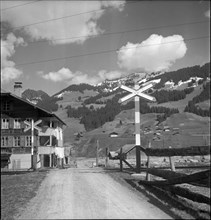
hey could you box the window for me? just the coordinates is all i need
[14,119,21,129]
[2,101,10,111]
[1,119,9,129]
[25,118,32,129]
[40,136,50,146]
[25,136,32,146]
[26,118,32,123]
[1,137,9,147]
[14,136,20,146]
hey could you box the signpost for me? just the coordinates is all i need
[24,119,42,170]
[119,83,156,173]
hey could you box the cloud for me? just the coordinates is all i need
[1,1,125,45]
[98,70,123,80]
[205,10,210,18]
[117,34,187,73]
[39,68,124,85]
[40,68,74,82]
[1,33,25,83]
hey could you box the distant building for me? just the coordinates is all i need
[109,132,118,137]
[1,88,66,170]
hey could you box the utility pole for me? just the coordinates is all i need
[105,147,109,167]
[96,139,99,167]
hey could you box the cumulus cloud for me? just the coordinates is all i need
[39,68,124,85]
[117,34,187,73]
[98,70,123,80]
[1,33,25,83]
[1,1,125,45]
[205,10,210,18]
[40,68,74,82]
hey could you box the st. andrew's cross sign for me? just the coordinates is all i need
[24,119,42,170]
[119,83,156,173]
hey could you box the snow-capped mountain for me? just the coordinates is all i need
[22,89,50,104]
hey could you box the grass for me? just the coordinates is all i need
[1,171,47,220]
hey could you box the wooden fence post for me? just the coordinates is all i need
[105,147,109,168]
[96,140,99,167]
[169,146,175,171]
[120,147,123,172]
[146,141,151,181]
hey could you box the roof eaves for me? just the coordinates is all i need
[2,92,66,125]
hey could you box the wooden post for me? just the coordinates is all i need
[49,154,52,167]
[169,146,175,171]
[120,147,123,172]
[105,147,109,168]
[96,140,99,167]
[41,154,44,168]
[146,141,151,181]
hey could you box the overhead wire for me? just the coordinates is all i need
[1,1,139,31]
[1,0,41,11]
[1,20,209,47]
[13,35,210,67]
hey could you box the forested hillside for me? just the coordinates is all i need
[66,93,179,131]
[184,82,210,116]
[21,62,210,129]
[153,62,210,89]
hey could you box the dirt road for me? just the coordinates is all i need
[17,159,172,219]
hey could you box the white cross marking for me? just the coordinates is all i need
[119,83,156,103]
[24,119,42,132]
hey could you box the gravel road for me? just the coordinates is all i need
[17,159,172,219]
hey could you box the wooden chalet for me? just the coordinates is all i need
[1,88,66,170]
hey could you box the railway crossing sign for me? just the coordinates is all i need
[24,119,42,132]
[119,83,156,103]
[119,83,156,173]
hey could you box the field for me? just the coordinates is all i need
[1,171,47,220]
[72,111,210,158]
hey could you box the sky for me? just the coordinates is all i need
[1,0,210,96]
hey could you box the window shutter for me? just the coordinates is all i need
[21,121,25,129]
[8,136,13,147]
[20,136,25,147]
[9,118,13,129]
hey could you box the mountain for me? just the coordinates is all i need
[22,89,61,112]
[22,89,49,105]
[22,62,210,131]
[21,62,210,157]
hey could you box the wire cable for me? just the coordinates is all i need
[1,20,209,47]
[1,0,41,11]
[1,1,139,31]
[12,35,210,67]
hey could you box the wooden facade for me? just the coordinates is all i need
[1,90,66,170]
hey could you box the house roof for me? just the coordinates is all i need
[1,90,66,125]
[109,132,118,135]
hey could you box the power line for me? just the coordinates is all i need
[1,0,41,11]
[12,35,210,67]
[1,20,209,47]
[1,1,139,31]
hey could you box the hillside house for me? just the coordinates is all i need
[1,89,66,170]
[109,132,118,137]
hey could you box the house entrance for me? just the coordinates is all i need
[43,154,50,167]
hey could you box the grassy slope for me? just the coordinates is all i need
[149,85,204,112]
[53,84,210,158]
